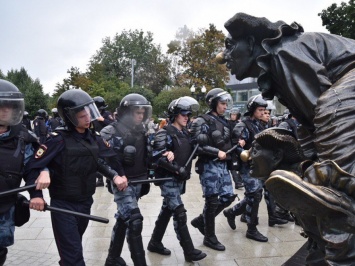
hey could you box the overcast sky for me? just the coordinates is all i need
[0,0,344,95]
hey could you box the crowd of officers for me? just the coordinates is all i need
[0,78,298,266]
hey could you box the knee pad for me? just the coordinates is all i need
[220,194,238,208]
[206,195,219,212]
[173,204,187,223]
[127,208,143,236]
[254,190,263,203]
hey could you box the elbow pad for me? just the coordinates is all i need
[198,146,219,157]
[155,156,180,173]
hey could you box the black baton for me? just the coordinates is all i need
[0,184,36,197]
[183,144,199,168]
[22,200,109,224]
[129,177,173,185]
[212,144,240,162]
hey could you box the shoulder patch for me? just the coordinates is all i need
[50,132,58,136]
[35,144,48,159]
[103,138,110,147]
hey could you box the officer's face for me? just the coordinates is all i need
[230,113,238,121]
[250,142,275,179]
[252,107,265,120]
[133,108,145,125]
[75,109,91,130]
[0,104,13,123]
[224,36,255,81]
[175,113,189,128]
[261,110,270,123]
[216,101,228,115]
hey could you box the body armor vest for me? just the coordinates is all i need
[112,121,147,179]
[201,114,232,152]
[0,124,38,212]
[48,130,99,201]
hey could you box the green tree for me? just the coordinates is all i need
[4,68,49,117]
[90,29,172,94]
[167,24,230,90]
[318,0,355,39]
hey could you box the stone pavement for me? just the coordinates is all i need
[6,168,306,266]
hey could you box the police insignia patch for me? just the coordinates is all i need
[103,139,110,147]
[35,144,47,158]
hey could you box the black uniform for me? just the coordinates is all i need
[0,124,38,263]
[25,127,118,266]
[32,117,47,144]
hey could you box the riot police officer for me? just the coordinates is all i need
[92,96,114,187]
[223,94,287,242]
[32,109,48,144]
[189,88,236,251]
[47,107,64,133]
[0,79,48,266]
[25,89,127,266]
[147,96,207,262]
[100,93,151,266]
[21,111,32,131]
[228,107,243,189]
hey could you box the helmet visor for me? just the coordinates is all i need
[0,98,24,126]
[175,96,200,113]
[217,92,233,107]
[65,102,101,127]
[128,105,152,125]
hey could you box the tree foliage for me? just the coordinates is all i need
[318,0,355,39]
[3,68,49,118]
[89,29,172,94]
[167,24,230,90]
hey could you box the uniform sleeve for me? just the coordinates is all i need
[24,134,65,198]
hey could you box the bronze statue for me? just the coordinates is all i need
[219,12,355,265]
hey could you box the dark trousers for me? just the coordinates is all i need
[50,198,93,266]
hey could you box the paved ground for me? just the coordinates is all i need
[5,167,306,266]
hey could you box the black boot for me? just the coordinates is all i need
[246,191,268,242]
[174,205,207,262]
[105,218,127,266]
[0,248,7,266]
[264,188,288,227]
[275,205,295,222]
[191,214,205,236]
[147,207,172,255]
[246,224,268,242]
[126,210,147,266]
[223,200,246,230]
[203,196,225,251]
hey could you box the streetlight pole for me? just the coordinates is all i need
[131,59,136,88]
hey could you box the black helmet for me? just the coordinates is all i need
[93,96,108,110]
[205,88,233,111]
[23,111,29,117]
[229,107,240,115]
[0,79,24,126]
[244,94,267,116]
[37,109,48,119]
[168,96,199,122]
[57,89,101,127]
[51,107,59,118]
[117,93,152,124]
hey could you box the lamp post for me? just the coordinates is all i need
[131,59,136,88]
[190,85,207,115]
[190,85,206,102]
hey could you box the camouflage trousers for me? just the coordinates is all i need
[112,183,142,221]
[200,160,234,203]
[0,205,15,248]
[159,178,184,211]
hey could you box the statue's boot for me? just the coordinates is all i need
[266,170,355,233]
